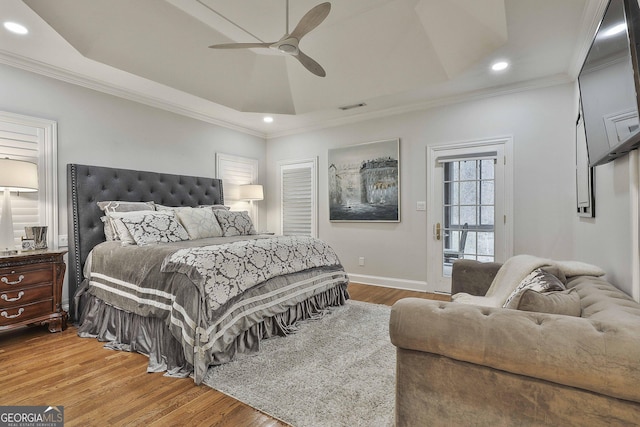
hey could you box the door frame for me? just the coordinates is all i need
[426,136,514,293]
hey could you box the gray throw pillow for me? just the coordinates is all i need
[517,288,582,317]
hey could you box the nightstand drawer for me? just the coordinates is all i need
[0,265,53,291]
[0,300,53,326]
[0,284,53,308]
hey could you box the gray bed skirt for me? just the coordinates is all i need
[76,283,349,379]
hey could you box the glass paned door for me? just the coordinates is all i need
[427,139,511,294]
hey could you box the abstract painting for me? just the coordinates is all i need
[328,139,400,222]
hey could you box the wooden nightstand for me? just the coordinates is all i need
[0,249,68,333]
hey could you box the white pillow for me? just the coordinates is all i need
[119,211,189,246]
[176,207,223,239]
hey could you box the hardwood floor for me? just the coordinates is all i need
[0,283,447,426]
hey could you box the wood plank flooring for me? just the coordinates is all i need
[0,283,448,427]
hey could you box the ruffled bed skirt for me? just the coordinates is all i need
[76,283,349,380]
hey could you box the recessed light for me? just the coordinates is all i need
[3,22,29,35]
[491,61,509,72]
[263,116,274,123]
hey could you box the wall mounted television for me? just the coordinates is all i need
[578,0,640,167]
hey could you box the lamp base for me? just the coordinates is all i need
[0,189,16,252]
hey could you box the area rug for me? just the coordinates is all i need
[202,300,395,427]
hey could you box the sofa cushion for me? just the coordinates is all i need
[503,268,565,309]
[517,288,581,316]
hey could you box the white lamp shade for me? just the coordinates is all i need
[0,158,38,192]
[238,184,264,201]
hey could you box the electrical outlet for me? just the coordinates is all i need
[58,234,68,247]
[358,257,365,266]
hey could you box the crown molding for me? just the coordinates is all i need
[0,49,576,142]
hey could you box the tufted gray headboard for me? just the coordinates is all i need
[67,163,224,318]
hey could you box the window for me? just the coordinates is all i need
[279,158,317,237]
[443,158,495,263]
[0,111,58,248]
[215,153,260,226]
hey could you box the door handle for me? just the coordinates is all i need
[434,223,441,240]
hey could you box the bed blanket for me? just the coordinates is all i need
[452,254,605,307]
[161,235,342,312]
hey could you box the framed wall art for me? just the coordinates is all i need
[328,138,400,222]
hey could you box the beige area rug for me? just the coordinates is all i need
[203,300,395,427]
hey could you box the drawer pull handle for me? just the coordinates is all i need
[1,275,25,285]
[1,308,25,319]
[1,291,24,302]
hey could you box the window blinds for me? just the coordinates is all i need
[281,160,316,237]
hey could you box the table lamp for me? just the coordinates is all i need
[0,158,38,254]
[238,184,263,222]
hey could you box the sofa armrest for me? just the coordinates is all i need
[389,297,640,403]
[451,259,502,296]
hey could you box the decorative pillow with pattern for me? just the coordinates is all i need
[120,211,189,246]
[97,200,156,213]
[176,207,223,239]
[503,268,566,309]
[104,210,159,245]
[214,210,257,237]
[101,216,117,241]
[198,204,230,210]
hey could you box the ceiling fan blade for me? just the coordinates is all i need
[295,50,326,77]
[209,42,272,49]
[289,2,331,41]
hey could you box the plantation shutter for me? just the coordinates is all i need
[280,159,317,237]
[215,152,260,228]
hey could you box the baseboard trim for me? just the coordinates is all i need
[347,273,427,292]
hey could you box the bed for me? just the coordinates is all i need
[67,164,350,384]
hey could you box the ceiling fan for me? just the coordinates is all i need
[208,1,331,77]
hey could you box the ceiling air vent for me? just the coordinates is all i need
[339,102,367,111]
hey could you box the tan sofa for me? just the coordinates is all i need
[389,259,640,426]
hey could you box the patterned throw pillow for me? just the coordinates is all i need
[198,204,230,210]
[176,207,223,239]
[101,216,117,241]
[104,210,159,245]
[214,210,257,237]
[503,268,566,309]
[119,211,189,246]
[97,200,156,213]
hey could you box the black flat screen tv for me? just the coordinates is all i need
[578,0,640,167]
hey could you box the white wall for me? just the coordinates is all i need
[573,157,634,294]
[267,83,614,291]
[0,63,267,304]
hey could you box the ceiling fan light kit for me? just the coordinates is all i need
[209,1,331,77]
